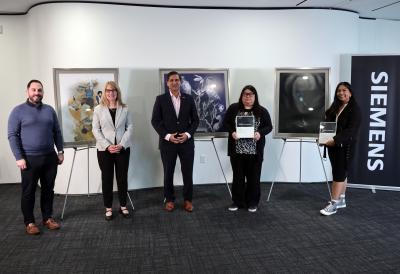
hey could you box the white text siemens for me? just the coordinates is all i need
[368,72,387,171]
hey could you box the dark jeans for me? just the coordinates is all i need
[230,154,263,208]
[21,153,58,226]
[160,144,194,202]
[97,148,130,208]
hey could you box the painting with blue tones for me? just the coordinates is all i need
[160,69,229,137]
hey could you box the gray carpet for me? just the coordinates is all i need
[0,182,399,273]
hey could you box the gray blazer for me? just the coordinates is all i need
[92,104,133,151]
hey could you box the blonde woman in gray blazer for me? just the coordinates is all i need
[92,81,133,220]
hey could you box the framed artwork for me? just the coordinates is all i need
[160,68,229,137]
[53,68,119,147]
[274,68,330,139]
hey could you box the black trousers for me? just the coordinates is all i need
[328,145,353,182]
[97,148,130,208]
[21,153,58,226]
[230,154,263,208]
[160,144,194,202]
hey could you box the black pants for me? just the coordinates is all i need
[328,145,353,182]
[230,154,263,208]
[97,148,130,208]
[160,144,194,202]
[21,153,58,226]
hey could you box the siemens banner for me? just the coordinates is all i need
[350,55,400,188]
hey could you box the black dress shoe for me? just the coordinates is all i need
[119,208,130,218]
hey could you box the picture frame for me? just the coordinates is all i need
[53,68,119,147]
[160,68,229,137]
[274,67,330,139]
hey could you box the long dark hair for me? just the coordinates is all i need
[325,81,355,118]
[238,85,263,117]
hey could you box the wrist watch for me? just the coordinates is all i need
[58,150,64,154]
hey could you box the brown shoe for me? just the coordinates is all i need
[43,218,61,230]
[26,223,40,235]
[183,200,193,212]
[165,201,175,212]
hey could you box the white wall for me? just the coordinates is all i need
[340,18,400,86]
[1,3,399,193]
[0,16,28,184]
[359,18,400,54]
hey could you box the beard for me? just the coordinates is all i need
[29,95,43,104]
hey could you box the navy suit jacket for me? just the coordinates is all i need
[151,92,199,150]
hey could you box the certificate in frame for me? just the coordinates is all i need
[318,122,336,145]
[235,115,255,139]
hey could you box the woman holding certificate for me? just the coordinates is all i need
[223,85,272,212]
[92,81,133,220]
[320,82,361,216]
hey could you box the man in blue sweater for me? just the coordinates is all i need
[8,79,64,235]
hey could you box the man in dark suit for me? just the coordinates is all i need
[151,71,199,212]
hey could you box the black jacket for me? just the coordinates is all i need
[151,92,199,150]
[223,103,273,159]
[326,99,362,147]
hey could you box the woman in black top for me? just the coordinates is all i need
[223,85,273,212]
[320,82,361,216]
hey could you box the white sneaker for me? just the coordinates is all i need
[320,201,337,216]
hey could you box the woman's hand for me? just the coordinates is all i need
[325,139,335,147]
[107,145,122,153]
[232,132,239,140]
[254,131,261,141]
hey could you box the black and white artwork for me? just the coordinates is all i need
[160,69,229,137]
[274,68,330,139]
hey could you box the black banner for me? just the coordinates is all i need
[350,55,400,187]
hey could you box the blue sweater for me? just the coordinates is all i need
[8,100,64,160]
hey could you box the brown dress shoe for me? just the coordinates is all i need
[43,218,61,230]
[165,201,175,212]
[183,200,193,212]
[26,223,40,235]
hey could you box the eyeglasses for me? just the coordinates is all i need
[105,89,116,93]
[243,92,255,97]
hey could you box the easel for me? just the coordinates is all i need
[195,137,232,198]
[61,145,134,220]
[267,139,332,201]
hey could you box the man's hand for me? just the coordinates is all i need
[57,153,64,164]
[16,159,27,170]
[169,133,180,144]
[176,133,188,143]
[254,132,261,141]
